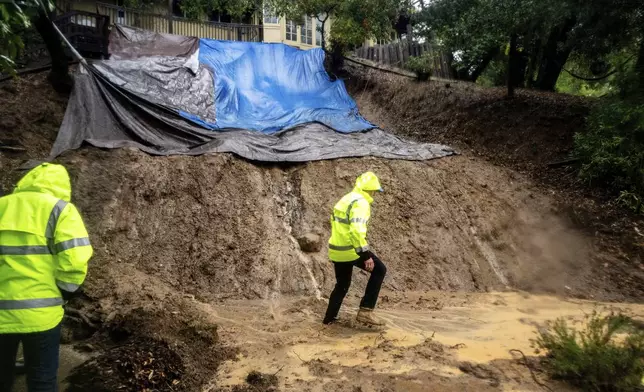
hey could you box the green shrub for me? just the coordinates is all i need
[534,312,644,392]
[574,97,644,211]
[406,53,433,81]
[477,57,507,87]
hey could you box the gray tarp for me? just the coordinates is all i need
[92,57,215,123]
[108,25,199,60]
[50,66,455,161]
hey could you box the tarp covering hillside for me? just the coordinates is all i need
[195,39,373,133]
[51,26,455,162]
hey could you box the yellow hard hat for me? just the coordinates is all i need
[355,172,383,192]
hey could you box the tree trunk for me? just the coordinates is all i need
[525,36,542,87]
[32,7,71,94]
[535,19,575,91]
[325,41,345,80]
[636,37,644,95]
[470,46,499,82]
[446,53,459,79]
[320,19,326,50]
[454,67,470,81]
[507,33,518,97]
[167,0,173,33]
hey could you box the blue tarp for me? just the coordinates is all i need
[183,40,375,134]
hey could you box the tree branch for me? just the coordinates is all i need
[560,55,635,82]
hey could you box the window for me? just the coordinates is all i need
[315,19,323,46]
[286,20,297,41]
[71,14,97,27]
[210,11,232,23]
[301,17,312,45]
[263,4,278,24]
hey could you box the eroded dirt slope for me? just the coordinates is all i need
[54,147,613,305]
[2,73,640,303]
[2,72,644,392]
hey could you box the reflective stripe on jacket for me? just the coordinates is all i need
[328,188,373,262]
[0,163,93,333]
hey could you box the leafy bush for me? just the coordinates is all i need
[406,53,433,81]
[477,57,507,87]
[534,312,644,392]
[0,1,29,74]
[574,96,644,212]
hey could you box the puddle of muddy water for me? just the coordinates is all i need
[208,291,643,391]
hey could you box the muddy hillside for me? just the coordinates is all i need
[2,74,640,303]
[58,147,603,301]
[1,72,643,392]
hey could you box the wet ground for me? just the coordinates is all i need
[205,291,644,391]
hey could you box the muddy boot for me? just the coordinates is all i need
[356,308,385,326]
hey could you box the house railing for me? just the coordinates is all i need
[58,0,263,42]
[53,10,110,58]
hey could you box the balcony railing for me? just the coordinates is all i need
[58,0,263,42]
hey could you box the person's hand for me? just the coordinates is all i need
[365,258,374,272]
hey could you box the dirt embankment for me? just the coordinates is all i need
[2,72,644,392]
[345,64,590,170]
[346,65,644,301]
[60,147,608,302]
[3,73,641,304]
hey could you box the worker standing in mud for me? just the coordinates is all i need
[324,172,387,326]
[0,163,93,392]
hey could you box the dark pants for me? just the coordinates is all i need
[324,254,387,323]
[0,323,61,392]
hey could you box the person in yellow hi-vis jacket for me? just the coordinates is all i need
[324,172,387,326]
[0,163,93,392]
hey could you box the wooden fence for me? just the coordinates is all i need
[355,40,453,79]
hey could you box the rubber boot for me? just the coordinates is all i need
[323,316,339,325]
[356,308,385,326]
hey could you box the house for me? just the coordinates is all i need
[57,0,329,50]
[262,5,330,49]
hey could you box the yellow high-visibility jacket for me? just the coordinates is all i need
[0,163,93,333]
[328,188,373,262]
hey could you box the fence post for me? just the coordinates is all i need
[397,42,404,66]
[443,53,451,79]
[402,40,409,64]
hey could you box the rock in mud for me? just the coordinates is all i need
[297,233,322,253]
[225,371,279,392]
